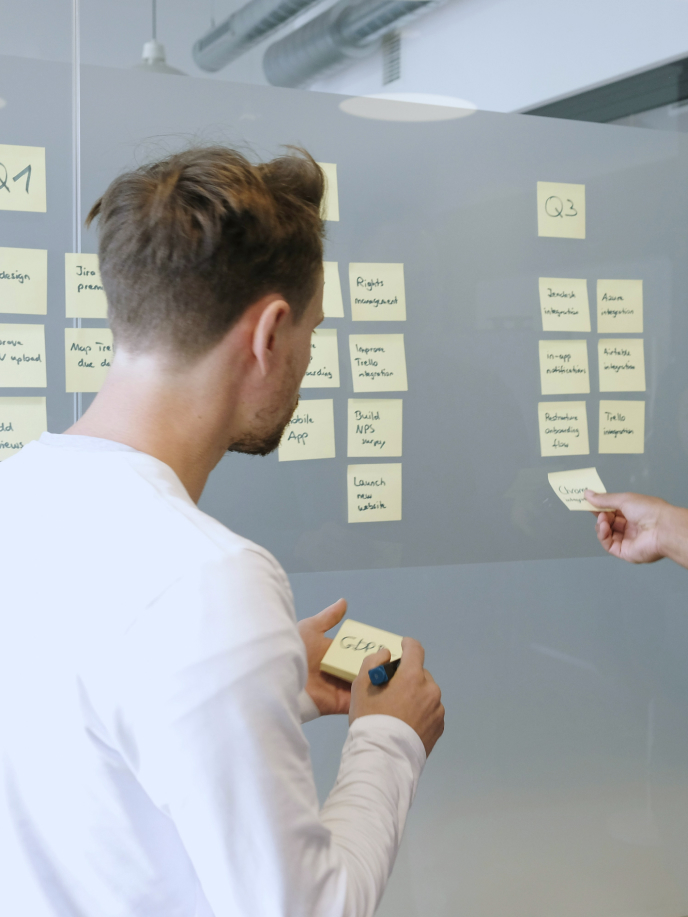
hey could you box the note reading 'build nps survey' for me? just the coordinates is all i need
[548,467,608,511]
[278,399,335,462]
[302,328,340,388]
[347,462,402,523]
[598,338,646,392]
[538,340,590,395]
[0,144,47,213]
[599,400,645,454]
[537,181,585,239]
[65,328,113,393]
[597,279,643,333]
[538,278,590,332]
[65,253,108,318]
[349,334,408,392]
[0,396,47,460]
[348,398,403,457]
[349,263,406,321]
[0,324,46,387]
[323,262,344,318]
[320,619,403,682]
[317,163,339,222]
[537,401,589,457]
[0,247,47,314]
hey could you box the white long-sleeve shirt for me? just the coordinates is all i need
[0,434,425,917]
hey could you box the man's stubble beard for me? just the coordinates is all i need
[227,392,300,457]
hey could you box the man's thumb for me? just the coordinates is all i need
[585,489,622,510]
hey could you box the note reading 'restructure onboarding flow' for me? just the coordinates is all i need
[0,396,47,460]
[0,247,47,314]
[347,399,402,457]
[538,278,590,332]
[302,328,340,388]
[537,401,589,456]
[0,144,47,213]
[278,399,336,462]
[538,340,590,395]
[65,253,108,318]
[349,334,408,392]
[347,463,402,523]
[0,324,46,387]
[597,280,643,333]
[537,181,585,239]
[317,163,339,222]
[323,262,344,318]
[65,328,113,393]
[349,263,406,322]
[548,467,608,511]
[599,400,645,454]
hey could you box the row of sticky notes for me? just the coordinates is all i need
[0,250,107,317]
[303,329,407,392]
[539,400,645,455]
[539,278,643,334]
[539,339,645,394]
[324,262,406,321]
[0,324,112,391]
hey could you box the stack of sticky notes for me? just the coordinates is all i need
[320,619,403,682]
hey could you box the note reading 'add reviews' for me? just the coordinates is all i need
[348,398,402,457]
[320,619,403,682]
[317,163,339,222]
[347,463,402,523]
[349,334,408,392]
[537,182,585,239]
[349,263,406,321]
[599,400,645,454]
[538,278,590,332]
[65,328,113,392]
[278,399,335,462]
[65,253,108,318]
[598,338,645,392]
[538,340,590,395]
[0,248,47,314]
[302,328,340,388]
[0,396,47,460]
[0,324,46,387]
[597,279,643,333]
[537,401,589,457]
[323,262,344,318]
[548,467,607,511]
[0,144,47,212]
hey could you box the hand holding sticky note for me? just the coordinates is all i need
[320,619,403,682]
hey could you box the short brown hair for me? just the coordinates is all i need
[87,146,325,358]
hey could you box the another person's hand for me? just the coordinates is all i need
[585,490,670,564]
[349,637,445,757]
[298,598,352,716]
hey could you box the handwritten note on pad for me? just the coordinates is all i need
[0,324,46,387]
[320,619,403,682]
[349,334,407,392]
[65,328,113,392]
[538,401,589,457]
[348,398,402,457]
[349,263,406,321]
[347,462,402,523]
[539,340,590,395]
[323,262,344,318]
[539,278,590,332]
[65,253,108,318]
[318,163,339,221]
[0,145,47,212]
[599,400,645,453]
[302,328,340,388]
[597,280,643,333]
[278,399,335,461]
[0,396,47,460]
[0,248,47,314]
[548,467,607,511]
[598,339,645,392]
[537,182,585,239]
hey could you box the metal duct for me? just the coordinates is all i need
[263,0,442,88]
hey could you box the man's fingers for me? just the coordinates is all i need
[584,490,627,510]
[313,598,347,632]
[399,636,425,671]
[358,647,391,675]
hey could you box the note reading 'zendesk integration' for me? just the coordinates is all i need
[323,262,344,318]
[65,328,113,392]
[599,400,645,454]
[537,401,589,457]
[349,334,407,392]
[0,324,46,387]
[302,328,340,388]
[538,340,590,395]
[0,396,47,460]
[0,247,47,315]
[349,263,406,321]
[347,398,402,457]
[347,463,402,523]
[65,253,108,318]
[538,278,590,332]
[548,467,608,511]
[278,399,335,462]
[597,279,643,334]
[598,338,645,392]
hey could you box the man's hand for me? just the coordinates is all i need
[585,490,669,564]
[298,598,352,716]
[349,637,445,757]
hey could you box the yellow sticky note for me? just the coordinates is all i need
[318,162,339,222]
[323,262,344,318]
[349,263,406,321]
[348,398,402,457]
[598,338,645,392]
[0,324,46,387]
[349,334,408,392]
[599,400,645,454]
[537,401,589,457]
[65,328,113,393]
[538,339,590,395]
[0,248,47,314]
[538,278,590,332]
[347,462,402,523]
[65,253,108,319]
[278,399,335,461]
[537,181,585,239]
[0,396,47,460]
[302,328,340,388]
[320,619,403,682]
[548,466,607,511]
[597,279,643,333]
[0,145,46,212]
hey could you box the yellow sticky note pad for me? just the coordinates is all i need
[347,462,402,523]
[538,339,590,395]
[302,328,340,388]
[599,400,645,454]
[320,619,403,682]
[538,401,589,457]
[349,263,406,321]
[278,399,335,461]
[537,181,585,239]
[0,145,46,212]
[65,253,108,318]
[548,467,607,511]
[0,248,47,314]
[349,333,408,392]
[65,328,113,393]
[348,398,402,457]
[538,278,590,332]
[598,338,645,392]
[0,396,47,460]
[323,262,344,318]
[0,324,46,387]
[318,163,339,221]
[597,279,643,333]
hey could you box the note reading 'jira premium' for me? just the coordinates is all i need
[347,398,402,457]
[537,181,585,239]
[349,263,406,321]
[537,401,589,457]
[65,253,108,318]
[347,463,402,523]
[65,328,113,393]
[597,279,643,333]
[0,247,47,315]
[278,399,335,462]
[598,338,645,392]
[0,324,46,387]
[598,400,645,454]
[322,262,344,318]
[538,339,590,395]
[0,396,47,460]
[548,467,608,511]
[349,334,408,392]
[538,278,590,332]
[301,328,340,388]
[320,619,403,682]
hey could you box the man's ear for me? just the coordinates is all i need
[252,298,290,377]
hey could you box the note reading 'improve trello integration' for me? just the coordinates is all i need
[599,400,645,454]
[0,144,47,213]
[0,324,46,387]
[323,262,344,318]
[537,401,589,457]
[278,399,335,462]
[320,619,403,682]
[65,253,108,318]
[548,467,608,511]
[537,181,585,239]
[0,396,47,460]
[538,340,590,395]
[538,278,590,332]
[347,398,402,457]
[0,247,47,314]
[318,163,339,221]
[347,462,402,523]
[349,334,407,392]
[65,328,113,392]
[597,279,643,334]
[302,328,340,388]
[598,338,645,392]
[349,263,406,321]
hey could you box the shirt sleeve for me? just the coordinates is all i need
[103,548,425,917]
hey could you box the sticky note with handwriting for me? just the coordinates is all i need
[349,263,406,321]
[318,163,339,221]
[302,327,340,388]
[598,338,645,392]
[537,181,585,239]
[320,619,403,682]
[278,399,335,461]
[548,467,607,511]
[0,248,47,314]
[599,400,645,453]
[0,145,46,212]
[349,334,407,392]
[0,396,47,460]
[65,253,108,318]
[597,279,643,333]
[538,339,590,395]
[0,324,46,387]
[538,278,590,332]
[65,328,113,392]
[348,398,402,457]
[323,262,344,318]
[347,462,402,523]
[538,401,589,457]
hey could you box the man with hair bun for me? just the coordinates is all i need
[0,147,444,917]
